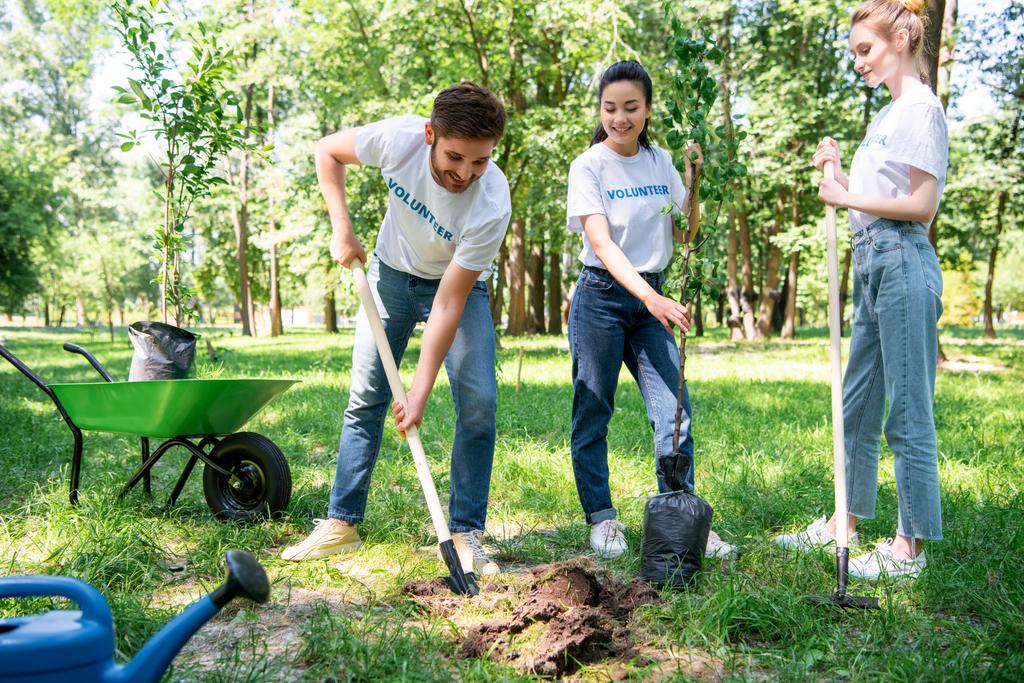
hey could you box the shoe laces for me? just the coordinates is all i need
[462,530,491,561]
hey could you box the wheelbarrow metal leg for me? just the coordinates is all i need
[167,452,200,508]
[141,437,152,496]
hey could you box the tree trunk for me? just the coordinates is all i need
[58,304,66,327]
[268,84,283,337]
[324,290,338,333]
[755,192,785,339]
[235,82,256,337]
[725,215,743,340]
[982,191,1005,338]
[924,0,958,363]
[839,246,853,331]
[694,291,704,337]
[491,240,507,323]
[526,241,544,333]
[44,301,50,327]
[505,219,527,335]
[781,250,799,339]
[546,248,561,335]
[923,0,948,90]
[75,297,86,327]
[234,3,258,336]
[936,0,958,110]
[736,197,758,339]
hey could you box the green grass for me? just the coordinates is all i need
[1,324,1022,681]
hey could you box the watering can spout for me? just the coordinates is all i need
[108,550,270,683]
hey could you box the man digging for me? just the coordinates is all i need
[282,83,511,577]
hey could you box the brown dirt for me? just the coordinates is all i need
[404,558,662,677]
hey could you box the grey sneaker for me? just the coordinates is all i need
[849,539,926,580]
[773,516,859,551]
[451,530,500,576]
[281,519,362,561]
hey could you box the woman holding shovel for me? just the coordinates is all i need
[774,0,947,580]
[566,60,736,560]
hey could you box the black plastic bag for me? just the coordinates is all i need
[640,453,713,589]
[127,321,197,380]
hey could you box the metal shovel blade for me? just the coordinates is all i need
[808,593,880,609]
[439,539,479,596]
[808,547,880,610]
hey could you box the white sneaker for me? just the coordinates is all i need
[590,519,628,558]
[280,518,362,561]
[773,516,859,551]
[705,534,739,559]
[451,530,500,576]
[849,539,926,580]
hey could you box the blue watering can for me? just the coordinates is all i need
[0,550,270,683]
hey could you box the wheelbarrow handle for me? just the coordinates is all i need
[63,342,115,382]
[0,343,51,394]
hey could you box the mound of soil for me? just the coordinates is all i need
[404,559,659,677]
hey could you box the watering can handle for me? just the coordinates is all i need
[0,575,112,625]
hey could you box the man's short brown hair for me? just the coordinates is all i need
[430,82,506,142]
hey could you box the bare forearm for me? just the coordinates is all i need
[409,299,464,398]
[315,143,353,235]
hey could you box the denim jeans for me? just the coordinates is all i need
[568,265,695,524]
[327,254,497,532]
[844,218,943,540]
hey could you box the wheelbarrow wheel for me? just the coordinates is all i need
[202,432,291,521]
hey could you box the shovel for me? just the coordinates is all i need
[807,160,879,610]
[349,257,479,596]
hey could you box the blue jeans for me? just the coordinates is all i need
[844,219,943,540]
[327,255,497,532]
[568,266,695,525]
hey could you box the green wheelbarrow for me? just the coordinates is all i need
[0,342,297,521]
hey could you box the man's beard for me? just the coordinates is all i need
[429,143,477,193]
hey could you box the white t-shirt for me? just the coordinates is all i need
[848,82,948,233]
[566,142,686,273]
[354,115,512,280]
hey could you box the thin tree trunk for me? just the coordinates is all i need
[936,0,958,110]
[75,297,86,327]
[925,0,956,363]
[236,88,255,336]
[755,192,786,339]
[506,219,527,335]
[44,301,50,327]
[839,246,853,331]
[268,83,283,337]
[923,0,948,89]
[324,290,338,333]
[546,248,561,335]
[235,1,258,336]
[736,196,758,339]
[491,240,507,323]
[781,250,799,339]
[983,191,1005,338]
[726,215,743,340]
[694,292,704,337]
[526,241,544,333]
[58,304,66,327]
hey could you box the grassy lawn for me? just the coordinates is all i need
[1,324,1022,681]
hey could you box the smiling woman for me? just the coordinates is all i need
[777,0,949,581]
